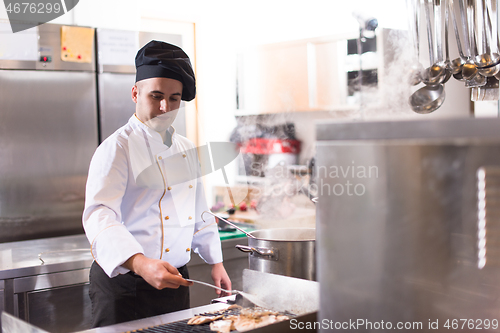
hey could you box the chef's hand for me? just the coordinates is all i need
[211,262,231,297]
[123,253,194,290]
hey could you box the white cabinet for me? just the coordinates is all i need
[237,36,349,114]
[236,29,409,115]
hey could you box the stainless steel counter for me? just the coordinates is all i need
[0,235,93,332]
[0,235,92,280]
[0,234,248,280]
[0,233,249,332]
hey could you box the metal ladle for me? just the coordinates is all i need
[449,0,466,78]
[409,84,446,113]
[432,0,450,83]
[462,0,479,80]
[476,0,500,76]
[410,0,446,113]
[466,72,487,88]
[461,0,489,86]
[442,0,452,84]
[485,0,500,80]
[202,210,256,238]
[408,0,424,85]
[420,0,447,86]
[474,0,500,69]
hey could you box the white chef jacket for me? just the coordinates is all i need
[83,114,223,278]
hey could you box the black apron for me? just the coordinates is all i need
[89,261,190,328]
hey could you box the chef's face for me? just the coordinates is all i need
[131,77,183,123]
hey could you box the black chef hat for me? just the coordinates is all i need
[135,40,196,101]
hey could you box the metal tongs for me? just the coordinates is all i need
[185,278,239,294]
[185,278,271,309]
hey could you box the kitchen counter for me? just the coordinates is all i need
[218,224,255,240]
[0,231,248,279]
[0,234,92,280]
[0,233,249,332]
[0,235,93,332]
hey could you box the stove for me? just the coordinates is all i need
[2,270,319,333]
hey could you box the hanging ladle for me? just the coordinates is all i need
[460,0,488,86]
[409,84,446,113]
[474,0,500,70]
[442,0,452,83]
[408,0,424,85]
[410,0,446,113]
[476,0,500,76]
[202,211,256,238]
[449,0,466,78]
[461,0,479,80]
[432,0,450,83]
[420,0,443,85]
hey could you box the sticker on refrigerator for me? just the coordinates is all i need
[97,29,138,66]
[60,25,94,63]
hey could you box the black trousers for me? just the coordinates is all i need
[89,261,190,328]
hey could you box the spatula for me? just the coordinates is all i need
[185,278,271,309]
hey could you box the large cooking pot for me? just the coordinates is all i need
[235,228,316,281]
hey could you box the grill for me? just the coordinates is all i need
[125,307,244,333]
[124,319,212,333]
[75,270,319,333]
[2,270,319,333]
[126,306,295,333]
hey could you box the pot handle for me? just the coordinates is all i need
[235,245,278,260]
[235,245,254,253]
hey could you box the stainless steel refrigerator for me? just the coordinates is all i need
[0,23,98,242]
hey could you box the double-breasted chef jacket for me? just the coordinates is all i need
[83,114,222,278]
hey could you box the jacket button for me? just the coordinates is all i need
[189,185,193,189]
[188,216,192,220]
[182,154,187,158]
[164,216,169,220]
[186,248,191,252]
[165,248,170,253]
[167,186,172,190]
[158,156,163,160]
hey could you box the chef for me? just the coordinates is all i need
[82,40,231,328]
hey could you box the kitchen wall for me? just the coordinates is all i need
[0,0,481,205]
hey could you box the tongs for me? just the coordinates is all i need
[186,278,271,309]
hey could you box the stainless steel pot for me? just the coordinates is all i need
[236,228,316,281]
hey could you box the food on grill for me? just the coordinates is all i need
[187,314,224,325]
[226,304,243,310]
[232,314,288,332]
[189,306,290,332]
[209,319,233,333]
[240,307,276,318]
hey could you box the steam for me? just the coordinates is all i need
[228,26,422,225]
[357,29,419,119]
[229,114,312,221]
